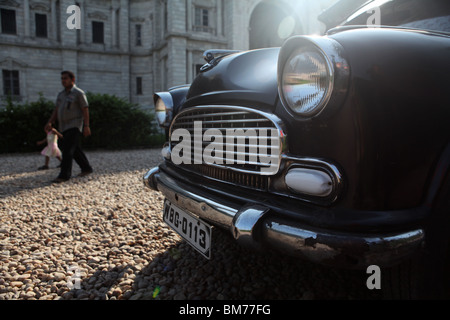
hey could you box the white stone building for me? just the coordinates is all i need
[0,0,337,108]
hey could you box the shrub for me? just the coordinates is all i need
[83,92,162,150]
[0,93,163,153]
[0,95,54,153]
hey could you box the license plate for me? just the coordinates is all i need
[163,200,212,259]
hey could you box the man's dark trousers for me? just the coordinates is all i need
[58,127,92,180]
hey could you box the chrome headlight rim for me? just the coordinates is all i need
[153,92,174,128]
[278,36,350,119]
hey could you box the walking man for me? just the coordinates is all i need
[46,71,93,183]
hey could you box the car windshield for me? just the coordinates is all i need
[342,0,450,33]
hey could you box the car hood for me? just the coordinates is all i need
[185,47,280,111]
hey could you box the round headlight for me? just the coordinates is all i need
[281,46,333,117]
[155,98,167,126]
[153,92,174,128]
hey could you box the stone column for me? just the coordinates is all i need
[111,6,117,47]
[186,0,192,32]
[120,54,131,100]
[23,0,30,37]
[119,0,129,51]
[168,37,187,88]
[216,0,222,36]
[51,0,58,41]
[187,49,193,83]
[78,0,86,44]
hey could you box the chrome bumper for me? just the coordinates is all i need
[144,167,424,268]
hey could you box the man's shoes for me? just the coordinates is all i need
[78,170,93,177]
[38,165,49,170]
[52,177,69,184]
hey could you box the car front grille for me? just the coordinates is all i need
[180,164,269,191]
[169,106,284,188]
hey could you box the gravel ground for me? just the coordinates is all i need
[0,149,382,300]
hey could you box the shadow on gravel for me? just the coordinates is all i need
[0,149,160,199]
[0,170,58,199]
[63,227,383,301]
[0,169,101,200]
[63,265,140,300]
[63,244,187,300]
[0,148,162,170]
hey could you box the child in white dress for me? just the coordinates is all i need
[37,124,63,170]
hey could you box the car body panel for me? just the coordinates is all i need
[145,0,450,270]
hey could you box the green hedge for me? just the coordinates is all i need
[0,93,164,154]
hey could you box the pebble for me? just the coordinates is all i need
[52,273,66,282]
[0,149,381,301]
[10,282,23,288]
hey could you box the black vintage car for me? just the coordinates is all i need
[144,0,450,299]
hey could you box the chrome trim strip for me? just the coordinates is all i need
[172,118,271,126]
[179,111,250,120]
[143,167,160,190]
